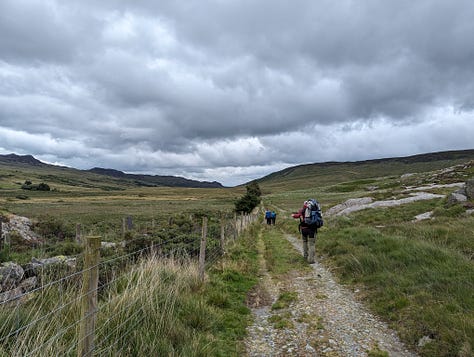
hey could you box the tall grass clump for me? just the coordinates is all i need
[316,217,474,357]
[0,257,217,356]
[1,220,262,356]
[93,257,217,356]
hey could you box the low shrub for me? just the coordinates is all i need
[33,215,73,241]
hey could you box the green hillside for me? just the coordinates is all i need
[0,153,223,191]
[258,149,474,192]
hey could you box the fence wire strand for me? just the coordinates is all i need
[1,212,260,356]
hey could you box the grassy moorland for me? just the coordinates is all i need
[0,160,242,225]
[266,158,474,357]
[0,159,245,262]
[1,150,474,356]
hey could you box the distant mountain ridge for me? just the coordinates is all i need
[0,153,223,188]
[0,153,46,166]
[87,167,223,188]
[2,149,474,190]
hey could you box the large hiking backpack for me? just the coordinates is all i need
[265,210,272,219]
[304,199,323,228]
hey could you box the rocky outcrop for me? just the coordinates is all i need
[0,262,25,292]
[326,197,374,216]
[1,256,76,304]
[24,256,77,277]
[0,276,38,304]
[413,211,433,222]
[446,192,467,206]
[466,178,474,199]
[327,193,444,217]
[1,214,41,243]
[445,178,473,206]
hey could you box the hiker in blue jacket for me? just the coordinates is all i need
[271,211,276,225]
[265,210,272,225]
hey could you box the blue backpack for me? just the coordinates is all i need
[304,199,323,228]
[265,211,272,219]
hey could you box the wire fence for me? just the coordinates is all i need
[0,209,261,356]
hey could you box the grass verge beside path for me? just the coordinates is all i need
[203,224,260,356]
[307,212,474,357]
[261,225,311,277]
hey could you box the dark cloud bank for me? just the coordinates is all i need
[1,0,473,185]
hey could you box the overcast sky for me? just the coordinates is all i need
[1,1,473,186]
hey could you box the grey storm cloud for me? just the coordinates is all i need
[1,0,474,185]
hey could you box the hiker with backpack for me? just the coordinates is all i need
[265,210,272,225]
[271,211,276,225]
[292,199,323,264]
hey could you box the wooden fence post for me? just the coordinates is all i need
[0,221,3,250]
[76,224,82,243]
[77,236,101,357]
[220,216,225,254]
[126,216,133,230]
[240,213,243,234]
[122,217,126,239]
[233,213,237,240]
[198,217,208,282]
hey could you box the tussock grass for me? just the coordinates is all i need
[1,257,215,356]
[317,213,474,356]
[0,243,260,357]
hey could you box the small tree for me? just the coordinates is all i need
[234,181,262,213]
[246,180,262,197]
[37,182,50,191]
[21,181,33,190]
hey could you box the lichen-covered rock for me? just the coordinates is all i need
[23,262,43,278]
[447,192,467,206]
[18,276,38,293]
[0,277,38,304]
[455,185,467,196]
[24,256,77,277]
[0,286,23,304]
[0,262,24,292]
[466,178,474,199]
[2,214,41,243]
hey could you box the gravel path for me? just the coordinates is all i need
[245,234,418,357]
